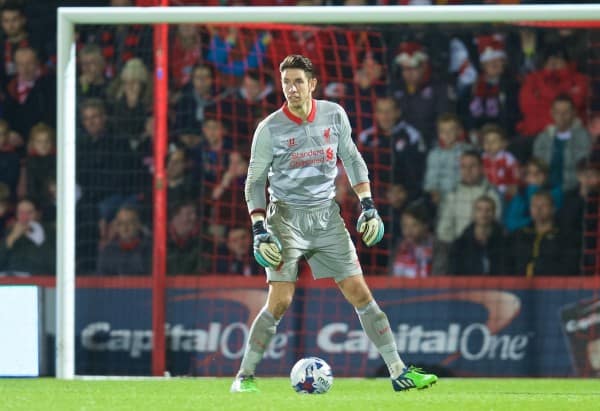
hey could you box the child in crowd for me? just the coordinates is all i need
[480,123,520,200]
[423,113,470,204]
[21,123,56,202]
[390,205,434,278]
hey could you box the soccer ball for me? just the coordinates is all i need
[290,357,333,394]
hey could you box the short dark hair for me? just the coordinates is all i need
[168,199,197,220]
[553,93,575,108]
[437,112,462,127]
[80,98,106,115]
[279,54,315,79]
[192,62,215,78]
[461,149,482,164]
[116,204,140,220]
[480,123,507,141]
[402,203,431,228]
[1,1,26,16]
[531,190,554,207]
[527,157,549,176]
[474,195,496,213]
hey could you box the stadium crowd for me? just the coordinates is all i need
[0,0,599,277]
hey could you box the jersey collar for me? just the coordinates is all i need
[282,99,317,125]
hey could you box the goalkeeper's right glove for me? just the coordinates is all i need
[252,220,283,269]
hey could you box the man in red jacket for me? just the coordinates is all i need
[517,47,588,138]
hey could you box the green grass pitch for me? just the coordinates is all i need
[1,378,599,411]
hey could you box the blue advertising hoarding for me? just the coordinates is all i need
[71,279,599,377]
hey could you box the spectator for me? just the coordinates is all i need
[170,23,208,90]
[339,50,388,133]
[532,94,592,192]
[77,0,152,79]
[436,150,502,244]
[448,195,507,276]
[390,204,434,278]
[423,113,470,205]
[77,43,108,101]
[174,63,228,132]
[358,96,426,199]
[0,197,55,275]
[4,46,55,138]
[107,58,152,142]
[167,147,199,207]
[508,190,578,276]
[379,182,417,243]
[76,98,138,262]
[210,150,248,237]
[517,47,588,137]
[460,34,520,138]
[76,98,135,207]
[167,200,205,275]
[480,123,520,200]
[391,41,455,147]
[503,157,562,233]
[176,128,203,179]
[448,36,477,99]
[206,26,271,78]
[20,123,55,203]
[558,158,600,273]
[0,2,43,89]
[0,118,20,198]
[215,226,260,276]
[0,182,14,237]
[221,68,277,143]
[515,28,542,77]
[96,205,151,276]
[37,175,57,227]
[201,116,234,186]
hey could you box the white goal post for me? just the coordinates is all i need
[56,4,600,379]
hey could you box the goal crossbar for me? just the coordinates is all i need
[60,5,600,24]
[56,4,600,380]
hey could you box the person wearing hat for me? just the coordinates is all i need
[391,41,455,148]
[460,34,521,139]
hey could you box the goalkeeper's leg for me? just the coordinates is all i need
[338,275,437,391]
[231,282,295,393]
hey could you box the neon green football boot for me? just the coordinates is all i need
[230,375,259,393]
[391,366,438,391]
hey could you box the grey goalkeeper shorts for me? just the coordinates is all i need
[264,199,363,283]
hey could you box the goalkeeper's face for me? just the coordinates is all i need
[281,68,317,111]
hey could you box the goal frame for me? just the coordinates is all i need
[56,3,600,379]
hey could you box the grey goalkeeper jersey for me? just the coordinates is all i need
[245,99,370,213]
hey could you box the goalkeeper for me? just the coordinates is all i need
[231,55,438,393]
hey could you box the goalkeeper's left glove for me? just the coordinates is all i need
[252,220,283,269]
[356,197,384,247]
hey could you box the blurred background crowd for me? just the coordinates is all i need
[0,0,598,277]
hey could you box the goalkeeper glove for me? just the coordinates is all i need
[252,220,283,269]
[356,197,384,247]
